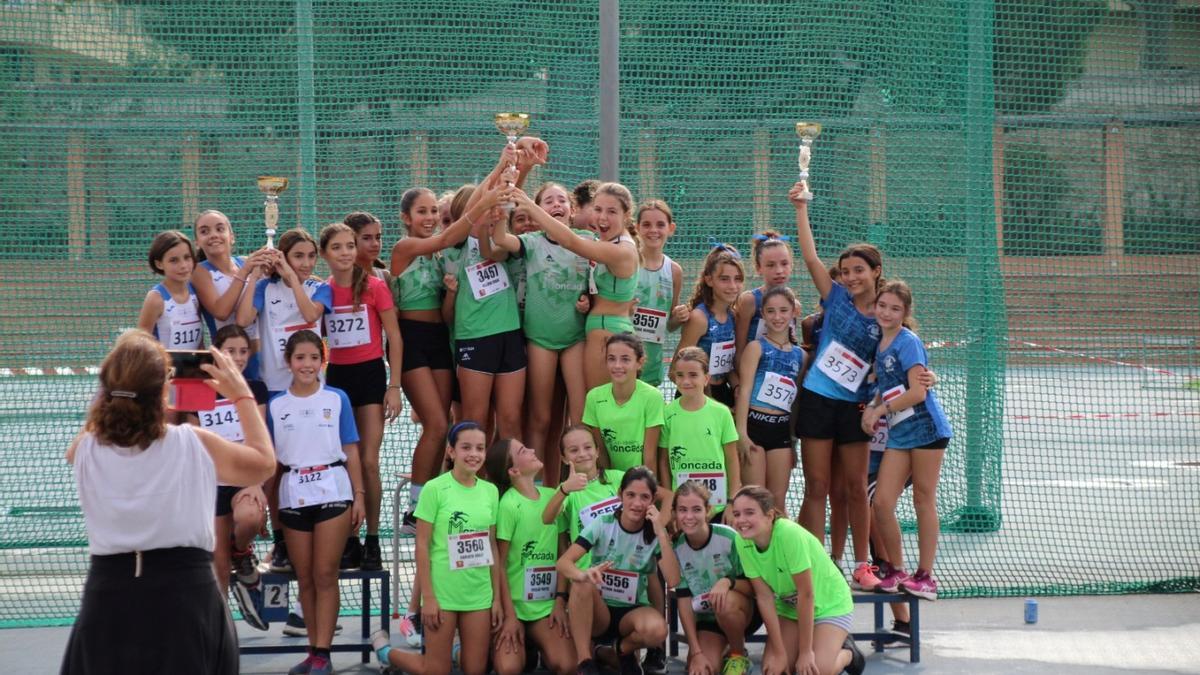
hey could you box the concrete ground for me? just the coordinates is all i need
[4,593,1198,674]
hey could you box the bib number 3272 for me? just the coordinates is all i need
[816,339,867,393]
[325,305,370,348]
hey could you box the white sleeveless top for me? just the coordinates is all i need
[74,424,216,555]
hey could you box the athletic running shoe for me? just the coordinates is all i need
[340,537,363,571]
[371,629,392,666]
[843,636,866,675]
[399,511,418,538]
[282,612,343,637]
[576,658,603,675]
[891,619,911,636]
[875,567,909,594]
[233,548,261,586]
[642,645,666,675]
[851,562,882,591]
[286,654,314,675]
[269,540,293,573]
[398,613,423,649]
[722,654,753,675]
[899,570,938,600]
[619,649,644,675]
[362,537,383,572]
[308,654,333,675]
[231,578,268,631]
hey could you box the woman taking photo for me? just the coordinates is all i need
[61,330,275,674]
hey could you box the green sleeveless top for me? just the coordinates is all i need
[589,234,638,303]
[394,252,443,311]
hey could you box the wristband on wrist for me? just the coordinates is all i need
[387,384,402,390]
[558,484,568,495]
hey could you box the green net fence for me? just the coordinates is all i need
[0,0,1197,628]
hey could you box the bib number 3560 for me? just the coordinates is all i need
[448,531,493,570]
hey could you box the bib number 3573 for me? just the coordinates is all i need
[449,531,493,570]
[816,339,867,393]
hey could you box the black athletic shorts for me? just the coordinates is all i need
[326,358,386,408]
[792,387,870,444]
[747,409,792,451]
[598,603,645,643]
[694,607,764,640]
[456,329,527,375]
[279,501,351,532]
[399,319,454,372]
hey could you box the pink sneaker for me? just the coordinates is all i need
[876,567,910,593]
[899,570,938,600]
[851,562,882,591]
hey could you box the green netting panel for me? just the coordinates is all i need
[0,0,1198,628]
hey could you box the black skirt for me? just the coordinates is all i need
[60,547,238,675]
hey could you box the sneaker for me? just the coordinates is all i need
[899,570,938,600]
[876,567,910,594]
[269,541,293,573]
[287,654,314,675]
[308,654,333,675]
[576,658,603,675]
[231,578,268,631]
[362,537,383,572]
[891,619,911,636]
[282,612,343,637]
[233,548,261,586]
[398,613,423,649]
[372,629,392,666]
[341,537,363,571]
[618,650,644,675]
[642,646,666,675]
[851,562,882,591]
[842,636,866,675]
[721,654,753,675]
[399,511,418,538]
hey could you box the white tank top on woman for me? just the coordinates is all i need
[74,424,216,556]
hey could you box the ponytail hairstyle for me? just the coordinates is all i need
[687,245,744,310]
[837,243,884,293]
[672,480,714,520]
[605,332,646,375]
[212,324,251,350]
[573,179,601,212]
[444,420,485,472]
[670,346,710,376]
[191,210,232,264]
[559,423,610,483]
[750,229,792,268]
[616,466,660,544]
[275,228,319,282]
[761,285,800,344]
[88,330,169,450]
[283,329,325,363]
[534,181,572,207]
[877,278,919,330]
[147,230,195,275]
[448,184,476,222]
[343,211,387,269]
[400,187,437,230]
[319,222,367,311]
[733,484,782,521]
[484,438,518,496]
[595,182,642,261]
[636,198,674,226]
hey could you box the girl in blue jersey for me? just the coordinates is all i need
[192,210,270,377]
[734,231,796,358]
[137,231,204,350]
[734,286,805,513]
[268,330,365,675]
[557,467,680,675]
[789,183,884,592]
[677,246,745,408]
[862,281,953,601]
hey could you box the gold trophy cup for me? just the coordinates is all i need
[795,122,822,201]
[257,176,289,248]
[495,113,530,211]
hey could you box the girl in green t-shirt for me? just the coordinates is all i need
[671,481,759,675]
[557,467,681,675]
[483,437,577,675]
[729,486,864,675]
[376,421,502,675]
[583,333,665,474]
[541,426,623,541]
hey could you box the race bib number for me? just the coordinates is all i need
[709,340,736,376]
[882,385,915,425]
[599,569,638,605]
[324,305,370,348]
[868,417,889,454]
[675,471,727,506]
[287,464,338,507]
[276,322,317,360]
[523,566,557,601]
[170,319,203,348]
[467,260,510,300]
[816,340,867,392]
[578,496,622,529]
[632,307,667,344]
[691,592,714,614]
[449,531,493,570]
[755,372,797,410]
[261,578,289,621]
[198,399,244,442]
